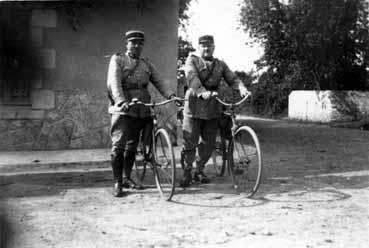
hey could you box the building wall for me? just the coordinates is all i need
[288,91,369,122]
[0,0,179,151]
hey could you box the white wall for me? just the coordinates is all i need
[288,91,369,122]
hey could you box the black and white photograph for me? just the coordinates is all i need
[0,0,368,247]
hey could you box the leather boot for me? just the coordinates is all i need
[122,151,144,190]
[194,160,211,183]
[179,167,192,188]
[111,154,124,197]
[194,170,211,184]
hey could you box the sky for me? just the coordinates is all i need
[180,0,263,72]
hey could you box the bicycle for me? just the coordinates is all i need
[180,94,262,198]
[109,98,181,201]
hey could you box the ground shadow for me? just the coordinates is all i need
[170,177,269,208]
[0,205,12,248]
[0,169,161,198]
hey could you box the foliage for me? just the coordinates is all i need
[235,70,256,88]
[249,69,291,115]
[178,0,194,63]
[179,0,192,30]
[239,0,369,114]
[178,36,195,67]
[177,0,194,75]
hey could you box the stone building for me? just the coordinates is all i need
[0,0,179,151]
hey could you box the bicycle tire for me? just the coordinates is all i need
[153,128,176,201]
[228,126,262,198]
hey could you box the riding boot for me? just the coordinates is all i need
[111,154,124,197]
[179,167,193,188]
[122,151,144,190]
[122,150,135,180]
[193,170,211,184]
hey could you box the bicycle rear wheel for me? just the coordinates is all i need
[228,126,262,198]
[153,128,176,201]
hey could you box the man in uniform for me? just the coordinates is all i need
[180,35,249,187]
[107,30,176,197]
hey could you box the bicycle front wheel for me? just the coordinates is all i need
[153,128,176,201]
[134,143,147,183]
[211,139,227,176]
[228,126,262,198]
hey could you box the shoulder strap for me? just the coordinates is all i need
[141,57,150,67]
[201,58,217,84]
[190,55,217,85]
[123,57,141,82]
[140,57,151,75]
[107,54,141,105]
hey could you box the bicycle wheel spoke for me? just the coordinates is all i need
[211,139,227,176]
[229,126,262,198]
[156,167,173,185]
[134,145,146,183]
[154,129,176,201]
[155,159,172,180]
[158,136,168,157]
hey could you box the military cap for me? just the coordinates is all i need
[125,30,145,41]
[198,35,214,44]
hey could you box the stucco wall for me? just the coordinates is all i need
[288,91,369,122]
[43,0,178,91]
[0,0,179,151]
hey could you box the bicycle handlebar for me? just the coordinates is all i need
[108,97,185,114]
[214,94,250,107]
[129,97,185,107]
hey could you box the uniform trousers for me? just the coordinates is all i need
[110,114,153,180]
[182,115,218,172]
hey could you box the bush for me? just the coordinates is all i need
[249,70,291,116]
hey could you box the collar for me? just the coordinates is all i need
[203,56,214,62]
[192,52,215,61]
[126,52,140,60]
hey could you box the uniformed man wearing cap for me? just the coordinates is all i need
[107,30,176,197]
[180,35,250,187]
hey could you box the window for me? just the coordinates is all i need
[0,4,32,106]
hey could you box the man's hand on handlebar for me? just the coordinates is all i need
[117,101,130,112]
[239,87,251,98]
[169,94,184,107]
[200,91,218,100]
[111,97,185,114]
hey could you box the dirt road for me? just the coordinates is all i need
[1,118,368,248]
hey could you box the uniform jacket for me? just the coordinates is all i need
[183,54,246,120]
[107,52,174,118]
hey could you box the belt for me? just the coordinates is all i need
[205,85,218,91]
[122,84,148,90]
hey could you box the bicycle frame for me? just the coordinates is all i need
[212,94,250,175]
[215,94,262,197]
[142,102,168,166]
[109,97,183,200]
[109,98,172,158]
[214,95,250,134]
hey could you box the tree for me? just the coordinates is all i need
[177,0,196,67]
[178,36,195,67]
[239,0,369,114]
[177,0,194,98]
[178,0,195,67]
[179,0,192,29]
